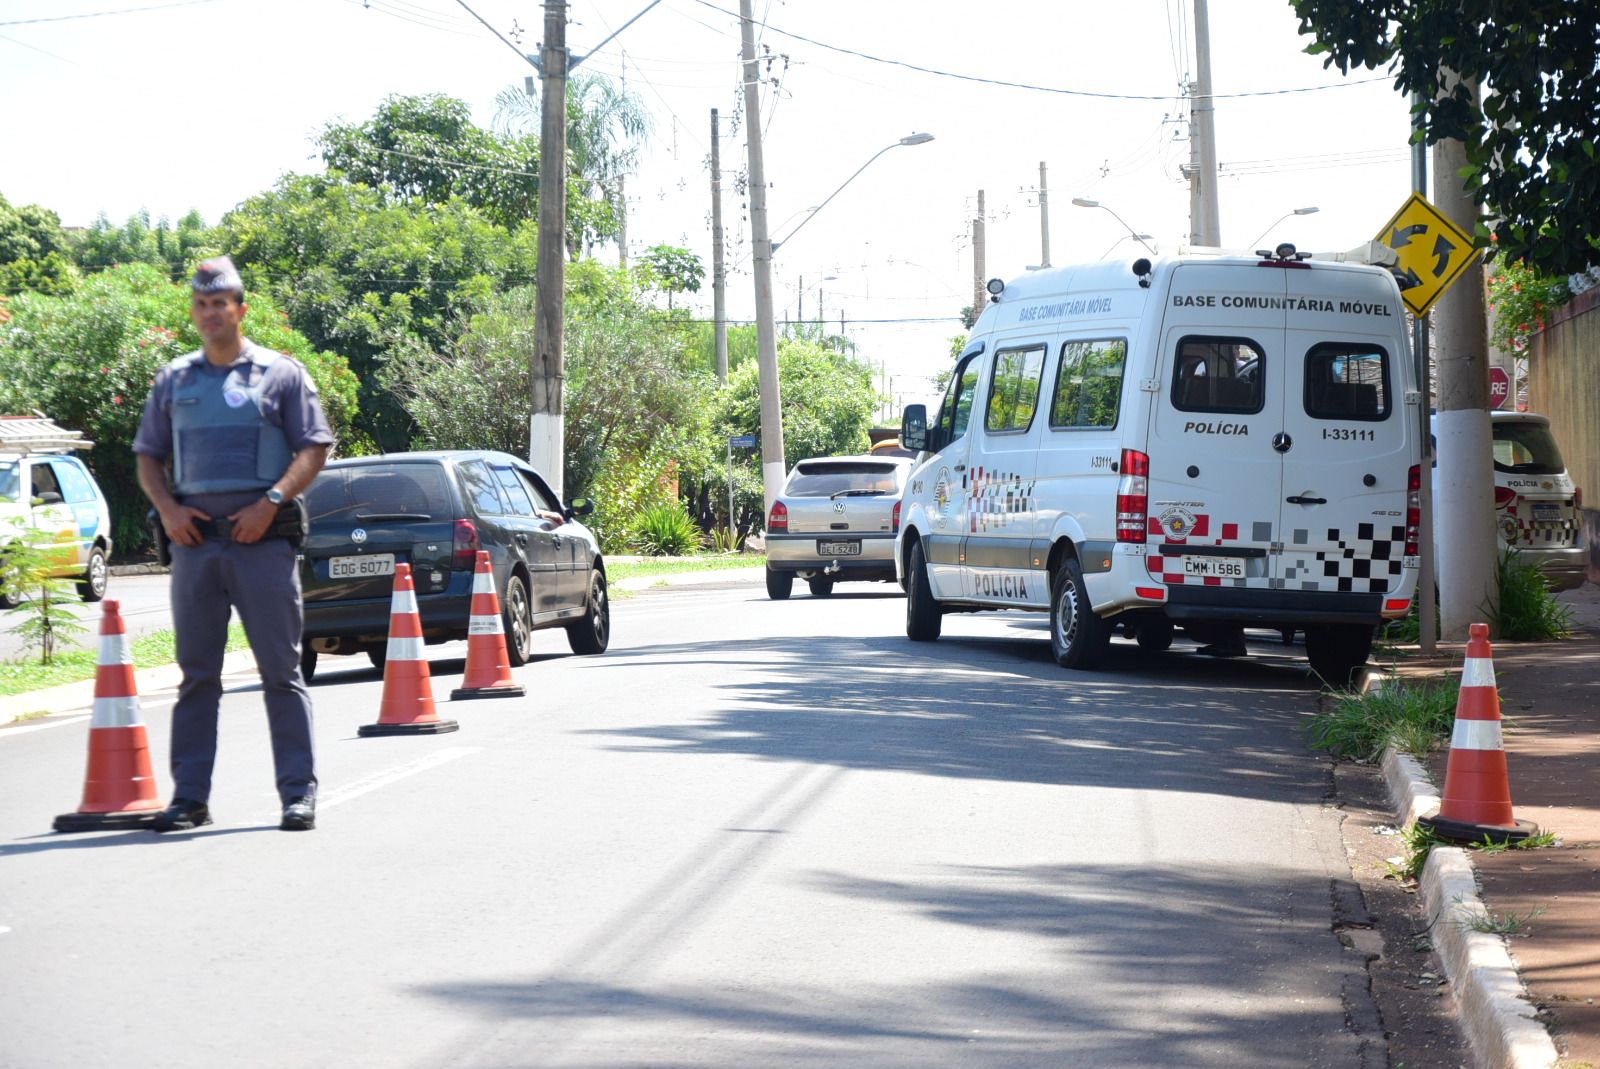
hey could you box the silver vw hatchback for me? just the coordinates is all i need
[764,455,911,599]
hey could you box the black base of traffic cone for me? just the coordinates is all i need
[357,720,460,737]
[1417,813,1540,846]
[449,683,526,701]
[53,809,162,833]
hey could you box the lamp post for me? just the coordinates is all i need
[1071,198,1158,256]
[1098,233,1156,261]
[749,131,934,513]
[1248,206,1319,249]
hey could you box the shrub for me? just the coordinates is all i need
[1491,549,1573,641]
[1305,677,1460,762]
[630,503,702,557]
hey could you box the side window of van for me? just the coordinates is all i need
[937,356,983,445]
[1172,337,1264,414]
[1051,338,1127,429]
[985,345,1045,434]
[1304,343,1390,421]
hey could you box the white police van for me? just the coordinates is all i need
[896,247,1422,684]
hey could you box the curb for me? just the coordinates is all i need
[612,566,764,592]
[1372,673,1561,1069]
[2,649,260,722]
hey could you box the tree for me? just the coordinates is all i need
[73,208,216,280]
[718,337,878,473]
[1291,0,1600,275]
[0,193,76,295]
[636,244,704,309]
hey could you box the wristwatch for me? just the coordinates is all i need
[265,488,286,506]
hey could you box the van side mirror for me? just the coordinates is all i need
[901,404,929,453]
[566,497,594,519]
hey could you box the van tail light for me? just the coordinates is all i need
[451,518,480,569]
[1404,464,1421,557]
[1116,448,1150,544]
[768,500,789,533]
[891,500,901,533]
[1493,486,1517,509]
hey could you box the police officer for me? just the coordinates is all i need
[134,257,333,832]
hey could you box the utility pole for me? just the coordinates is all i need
[710,108,728,381]
[616,174,628,266]
[1187,0,1221,247]
[972,190,987,318]
[1432,71,1497,639]
[1411,90,1437,655]
[1037,162,1051,268]
[531,0,568,498]
[739,0,786,511]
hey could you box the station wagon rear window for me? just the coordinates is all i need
[1304,343,1390,421]
[308,464,454,523]
[1493,421,1565,475]
[786,461,902,497]
[1171,337,1264,414]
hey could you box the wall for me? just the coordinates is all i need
[1529,285,1600,580]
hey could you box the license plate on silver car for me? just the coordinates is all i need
[330,553,395,579]
[1532,503,1563,522]
[818,541,861,556]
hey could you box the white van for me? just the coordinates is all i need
[896,249,1422,684]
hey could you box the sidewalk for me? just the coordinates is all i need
[1382,582,1600,1068]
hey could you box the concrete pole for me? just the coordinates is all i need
[1038,162,1051,268]
[1188,0,1221,247]
[530,0,568,498]
[710,108,727,382]
[973,190,987,319]
[1412,91,1437,655]
[1432,72,1498,639]
[739,0,786,511]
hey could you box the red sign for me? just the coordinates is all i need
[1489,367,1512,409]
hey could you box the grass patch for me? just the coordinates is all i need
[1307,675,1461,762]
[608,554,763,583]
[0,623,250,698]
[1461,902,1546,936]
[1383,822,1444,882]
[1474,828,1561,853]
[1492,549,1573,641]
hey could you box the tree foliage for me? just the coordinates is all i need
[74,208,216,280]
[0,193,76,295]
[1291,0,1600,275]
[636,244,704,308]
[1486,257,1572,353]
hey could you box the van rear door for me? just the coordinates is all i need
[1143,263,1286,592]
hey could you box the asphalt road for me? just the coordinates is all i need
[0,572,172,662]
[0,576,1379,1068]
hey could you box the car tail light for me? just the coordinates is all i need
[1135,586,1166,600]
[1493,486,1517,508]
[768,500,788,533]
[1405,464,1421,557]
[1116,448,1149,544]
[891,500,901,533]
[452,518,479,569]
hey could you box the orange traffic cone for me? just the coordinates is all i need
[53,600,163,831]
[450,550,525,701]
[1419,623,1539,845]
[358,563,459,736]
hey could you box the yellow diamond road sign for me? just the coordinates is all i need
[1374,192,1482,317]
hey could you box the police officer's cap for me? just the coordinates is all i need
[191,256,244,298]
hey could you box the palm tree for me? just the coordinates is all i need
[494,71,651,260]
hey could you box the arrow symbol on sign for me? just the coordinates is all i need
[1431,233,1456,277]
[1391,224,1428,248]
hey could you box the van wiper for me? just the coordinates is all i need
[830,489,887,499]
[354,511,433,521]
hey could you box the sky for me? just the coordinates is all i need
[0,0,1420,412]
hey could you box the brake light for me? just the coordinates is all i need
[768,500,788,533]
[891,500,901,533]
[1405,464,1421,557]
[1493,486,1517,509]
[452,518,479,569]
[1116,448,1149,544]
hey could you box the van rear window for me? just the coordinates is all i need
[1171,337,1264,414]
[308,463,454,523]
[1493,421,1565,475]
[1305,343,1390,421]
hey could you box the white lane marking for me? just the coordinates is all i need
[0,715,91,738]
[313,747,480,813]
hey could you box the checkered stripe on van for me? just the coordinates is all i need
[967,466,1035,533]
[1499,498,1580,547]
[1279,522,1406,593]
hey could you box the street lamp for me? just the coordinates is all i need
[1071,198,1158,256]
[750,132,934,512]
[1249,206,1319,249]
[1099,233,1157,261]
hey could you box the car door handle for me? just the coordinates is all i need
[1285,495,1327,505]
[953,463,966,472]
[516,533,528,545]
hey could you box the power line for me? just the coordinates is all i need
[0,0,228,26]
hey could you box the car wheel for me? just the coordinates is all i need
[502,573,532,667]
[77,546,109,602]
[366,646,387,672]
[1050,558,1110,669]
[1135,616,1174,654]
[765,567,793,601]
[566,569,610,655]
[1305,624,1373,689]
[300,646,318,683]
[905,541,942,641]
[807,575,835,597]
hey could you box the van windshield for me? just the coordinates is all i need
[308,463,454,522]
[1493,421,1565,475]
[786,462,902,497]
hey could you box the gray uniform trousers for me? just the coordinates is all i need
[169,535,316,804]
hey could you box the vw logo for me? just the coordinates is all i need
[352,528,368,544]
[833,501,846,514]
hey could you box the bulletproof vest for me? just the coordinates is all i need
[170,347,294,496]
